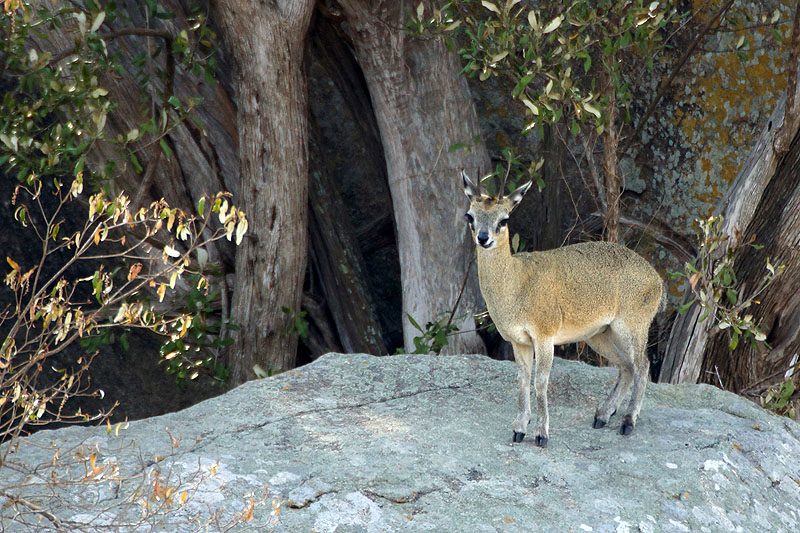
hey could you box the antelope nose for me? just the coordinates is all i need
[477,232,490,246]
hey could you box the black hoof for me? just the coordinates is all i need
[620,414,635,436]
[512,431,525,443]
[592,417,606,429]
[534,435,548,448]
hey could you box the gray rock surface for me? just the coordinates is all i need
[3,353,800,532]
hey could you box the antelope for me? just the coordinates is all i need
[461,171,662,446]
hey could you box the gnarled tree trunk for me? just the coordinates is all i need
[661,81,800,387]
[336,0,489,354]
[700,126,800,393]
[215,0,315,384]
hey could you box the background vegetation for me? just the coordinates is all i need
[2,0,800,527]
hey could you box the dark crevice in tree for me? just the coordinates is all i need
[308,6,403,353]
[305,129,387,357]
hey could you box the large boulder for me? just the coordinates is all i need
[3,353,799,532]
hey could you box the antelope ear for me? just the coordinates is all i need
[508,180,533,210]
[461,170,480,201]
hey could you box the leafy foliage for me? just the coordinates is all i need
[159,274,238,386]
[0,0,247,451]
[760,376,798,421]
[0,1,256,528]
[0,1,216,188]
[412,0,679,137]
[669,216,784,352]
[398,312,461,355]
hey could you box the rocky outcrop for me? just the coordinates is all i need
[3,353,800,532]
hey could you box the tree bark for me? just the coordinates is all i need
[336,0,489,354]
[700,128,800,393]
[533,124,564,251]
[35,0,240,287]
[215,0,315,384]
[601,63,620,243]
[661,83,800,385]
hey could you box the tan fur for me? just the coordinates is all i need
[461,171,662,446]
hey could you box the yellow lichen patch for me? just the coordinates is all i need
[659,1,792,230]
[668,279,687,299]
[495,129,512,149]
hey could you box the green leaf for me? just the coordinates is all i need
[512,73,535,98]
[197,197,206,217]
[781,379,796,402]
[481,1,501,15]
[168,95,181,109]
[726,288,737,305]
[130,153,143,173]
[542,15,563,34]
[92,272,103,304]
[159,138,173,160]
[407,313,423,333]
[74,155,85,176]
[678,302,692,314]
[729,332,739,350]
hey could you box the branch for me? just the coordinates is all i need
[588,211,696,262]
[0,488,80,532]
[48,27,173,66]
[444,255,476,337]
[622,0,736,153]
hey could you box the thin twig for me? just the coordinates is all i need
[622,0,736,153]
[444,255,476,336]
[48,27,173,66]
[741,365,797,397]
[705,364,725,389]
[0,489,77,532]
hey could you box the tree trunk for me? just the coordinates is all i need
[601,64,620,243]
[661,81,800,385]
[215,0,315,384]
[533,124,564,251]
[700,127,800,393]
[35,0,240,283]
[336,0,489,354]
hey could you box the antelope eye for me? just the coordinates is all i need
[465,213,474,225]
[496,218,509,231]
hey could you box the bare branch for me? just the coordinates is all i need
[623,0,736,153]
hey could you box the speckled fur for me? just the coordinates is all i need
[462,172,662,445]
